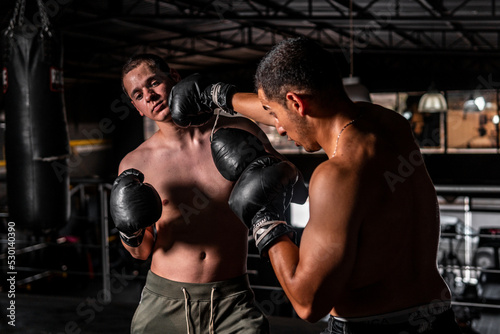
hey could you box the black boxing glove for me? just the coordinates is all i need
[168,73,237,127]
[211,128,268,181]
[229,156,298,257]
[110,169,162,247]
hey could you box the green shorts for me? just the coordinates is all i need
[131,270,269,334]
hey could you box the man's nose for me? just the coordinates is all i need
[145,88,158,102]
[274,118,287,136]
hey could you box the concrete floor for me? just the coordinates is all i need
[0,290,327,334]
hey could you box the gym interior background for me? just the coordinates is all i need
[1,0,500,333]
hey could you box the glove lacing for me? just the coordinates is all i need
[210,83,223,109]
[253,220,286,246]
[210,108,221,142]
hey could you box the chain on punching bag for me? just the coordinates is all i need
[2,0,70,233]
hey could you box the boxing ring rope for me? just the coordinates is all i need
[435,185,500,196]
[0,178,114,302]
[99,182,112,303]
[70,179,113,303]
[435,184,500,311]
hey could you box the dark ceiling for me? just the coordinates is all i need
[2,0,500,92]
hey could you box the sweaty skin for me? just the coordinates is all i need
[234,89,450,322]
[120,64,282,283]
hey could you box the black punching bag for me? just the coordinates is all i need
[2,0,70,233]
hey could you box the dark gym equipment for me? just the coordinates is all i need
[1,0,70,233]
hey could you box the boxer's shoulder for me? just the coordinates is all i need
[118,133,173,175]
[119,139,151,163]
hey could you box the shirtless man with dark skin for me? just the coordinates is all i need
[177,38,463,334]
[110,54,306,334]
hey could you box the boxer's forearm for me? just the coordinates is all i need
[268,237,318,321]
[122,226,155,260]
[232,92,274,126]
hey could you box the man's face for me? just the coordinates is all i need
[123,63,177,121]
[258,88,320,152]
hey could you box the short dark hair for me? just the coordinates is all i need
[255,37,343,106]
[121,54,170,96]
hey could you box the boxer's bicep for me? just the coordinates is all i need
[296,165,361,316]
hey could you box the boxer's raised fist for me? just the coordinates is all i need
[169,73,237,127]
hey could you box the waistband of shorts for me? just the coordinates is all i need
[144,270,251,300]
[333,300,452,325]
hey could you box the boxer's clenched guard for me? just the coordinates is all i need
[110,169,162,247]
[210,127,299,256]
[211,127,308,204]
[229,156,298,257]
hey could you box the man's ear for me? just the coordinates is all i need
[286,92,308,117]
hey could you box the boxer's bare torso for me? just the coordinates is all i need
[119,116,265,283]
[304,103,450,318]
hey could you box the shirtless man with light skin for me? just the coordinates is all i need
[111,54,306,334]
[201,37,462,333]
[120,64,247,281]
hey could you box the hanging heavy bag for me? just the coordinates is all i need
[1,0,70,233]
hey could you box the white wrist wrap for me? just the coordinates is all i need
[252,220,286,246]
[210,83,223,109]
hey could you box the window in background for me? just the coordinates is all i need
[405,93,445,152]
[446,90,499,152]
[370,92,399,112]
[258,89,500,155]
[382,92,445,152]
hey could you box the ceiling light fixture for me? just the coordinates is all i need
[474,96,486,111]
[418,83,447,113]
[462,94,485,119]
[463,94,485,113]
[463,94,480,113]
